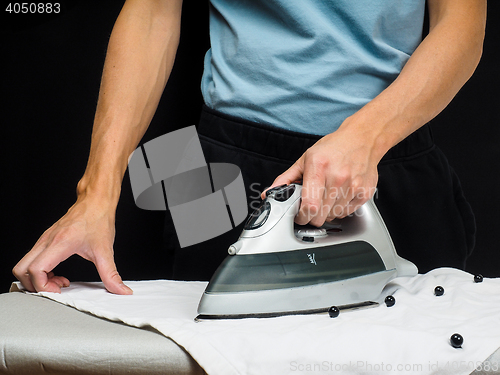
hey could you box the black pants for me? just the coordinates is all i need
[164,106,476,280]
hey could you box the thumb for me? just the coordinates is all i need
[94,249,133,295]
[261,157,305,199]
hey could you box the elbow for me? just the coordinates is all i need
[470,4,487,75]
[467,26,486,80]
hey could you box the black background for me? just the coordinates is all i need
[2,1,499,293]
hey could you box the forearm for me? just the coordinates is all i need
[78,0,182,204]
[339,0,486,162]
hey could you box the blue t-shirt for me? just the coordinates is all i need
[201,0,426,135]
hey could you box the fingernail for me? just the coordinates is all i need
[121,283,133,294]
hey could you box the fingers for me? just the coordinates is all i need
[13,258,70,294]
[94,250,133,295]
[297,155,340,226]
[17,233,74,293]
[14,239,132,295]
[259,150,376,227]
[47,272,71,289]
[12,229,54,292]
[326,193,372,221]
[12,264,36,292]
[267,134,379,226]
[300,185,374,225]
[13,214,132,295]
[260,158,304,199]
[13,196,132,295]
[295,178,325,226]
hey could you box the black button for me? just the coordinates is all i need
[434,286,444,296]
[450,333,464,348]
[328,306,340,318]
[385,295,396,307]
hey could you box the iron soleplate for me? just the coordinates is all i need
[194,301,378,322]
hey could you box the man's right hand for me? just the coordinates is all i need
[12,197,132,295]
[12,0,183,294]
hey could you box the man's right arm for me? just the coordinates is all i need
[13,0,183,294]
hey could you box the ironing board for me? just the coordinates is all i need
[0,292,206,375]
[1,289,499,375]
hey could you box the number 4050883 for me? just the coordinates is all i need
[5,3,61,14]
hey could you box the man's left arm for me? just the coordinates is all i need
[267,0,487,227]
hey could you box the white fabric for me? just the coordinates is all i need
[20,268,500,375]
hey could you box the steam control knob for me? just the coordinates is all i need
[265,184,288,197]
[295,228,327,238]
[265,184,297,202]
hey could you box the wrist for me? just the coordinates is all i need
[337,112,396,164]
[76,173,122,206]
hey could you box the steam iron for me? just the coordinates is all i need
[196,183,417,320]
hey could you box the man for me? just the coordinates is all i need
[13,0,486,294]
